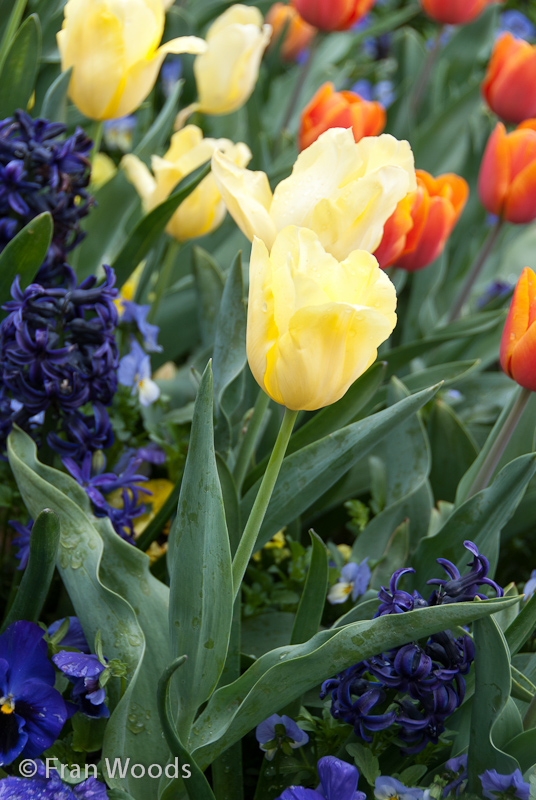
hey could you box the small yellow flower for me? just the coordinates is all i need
[91,152,117,190]
[57,0,206,120]
[122,125,251,242]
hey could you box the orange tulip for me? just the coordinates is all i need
[421,0,502,25]
[298,82,385,151]
[374,170,469,272]
[478,121,536,224]
[266,3,316,62]
[291,0,375,32]
[482,33,536,124]
[500,267,536,391]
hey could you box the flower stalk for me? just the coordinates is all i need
[232,406,298,597]
[447,219,504,322]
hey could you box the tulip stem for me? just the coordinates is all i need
[233,390,271,492]
[447,219,504,323]
[148,239,180,323]
[410,26,444,116]
[466,386,532,499]
[232,406,298,598]
[280,35,320,135]
[90,121,104,167]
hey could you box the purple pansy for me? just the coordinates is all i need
[0,760,108,799]
[277,756,366,800]
[52,651,109,719]
[256,714,309,760]
[479,769,530,800]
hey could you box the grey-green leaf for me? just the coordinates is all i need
[0,212,53,303]
[0,14,41,117]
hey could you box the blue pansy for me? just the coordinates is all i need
[9,518,33,570]
[328,559,371,604]
[479,769,530,800]
[52,651,109,719]
[0,621,68,766]
[256,713,309,760]
[161,57,183,98]
[0,760,108,799]
[277,756,366,800]
[444,754,467,796]
[119,300,162,352]
[118,338,160,407]
[48,617,90,654]
[374,776,423,799]
[524,569,536,602]
[104,115,136,152]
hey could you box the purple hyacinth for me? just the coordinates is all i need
[0,621,69,766]
[427,540,504,605]
[0,110,94,284]
[0,266,119,456]
[0,760,108,799]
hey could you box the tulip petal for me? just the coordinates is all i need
[397,196,455,272]
[122,154,157,209]
[488,41,536,124]
[504,159,536,224]
[113,35,206,119]
[211,150,277,246]
[247,236,280,394]
[478,123,510,216]
[509,322,536,391]
[500,267,536,378]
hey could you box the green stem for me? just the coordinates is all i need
[466,386,532,499]
[90,121,104,167]
[0,0,27,76]
[148,238,180,323]
[232,407,298,598]
[410,25,443,116]
[447,220,504,322]
[233,391,271,493]
[280,35,320,135]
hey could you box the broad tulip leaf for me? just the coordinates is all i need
[412,454,536,594]
[0,14,40,118]
[0,212,53,303]
[192,247,225,348]
[7,427,171,800]
[505,593,536,657]
[40,66,72,122]
[189,596,517,767]
[112,162,211,289]
[504,730,536,773]
[241,384,441,550]
[467,616,520,790]
[428,399,478,503]
[290,531,329,645]
[168,364,233,741]
[1,508,60,632]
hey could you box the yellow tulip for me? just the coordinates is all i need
[247,226,397,411]
[122,125,251,242]
[212,127,416,261]
[193,4,272,115]
[57,0,206,120]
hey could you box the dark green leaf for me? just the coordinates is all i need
[291,531,328,645]
[40,66,72,122]
[0,14,40,117]
[0,212,52,302]
[192,247,225,348]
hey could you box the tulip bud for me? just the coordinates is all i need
[298,82,386,151]
[247,226,397,410]
[291,0,375,32]
[482,33,536,124]
[122,126,251,242]
[478,121,536,225]
[212,127,416,262]
[374,170,468,271]
[420,0,502,25]
[266,3,316,62]
[193,5,272,116]
[500,267,536,391]
[57,0,206,121]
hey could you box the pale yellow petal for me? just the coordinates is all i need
[206,4,265,37]
[167,174,225,241]
[247,237,279,396]
[121,154,157,208]
[105,0,163,66]
[211,150,277,246]
[164,126,204,163]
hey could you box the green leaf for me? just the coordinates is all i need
[291,531,328,645]
[1,508,60,632]
[71,715,107,753]
[190,596,517,768]
[241,384,441,550]
[412,455,536,594]
[112,162,210,289]
[7,427,171,800]
[504,729,536,773]
[192,247,225,348]
[0,13,40,117]
[370,520,409,589]
[467,616,520,790]
[506,594,536,657]
[346,742,381,787]
[40,66,72,122]
[245,362,387,490]
[0,212,53,302]
[168,364,233,742]
[428,399,478,503]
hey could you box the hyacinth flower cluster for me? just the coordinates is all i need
[321,541,503,753]
[0,110,93,284]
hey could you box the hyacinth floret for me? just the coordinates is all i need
[322,541,502,753]
[0,110,93,283]
[0,266,119,455]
